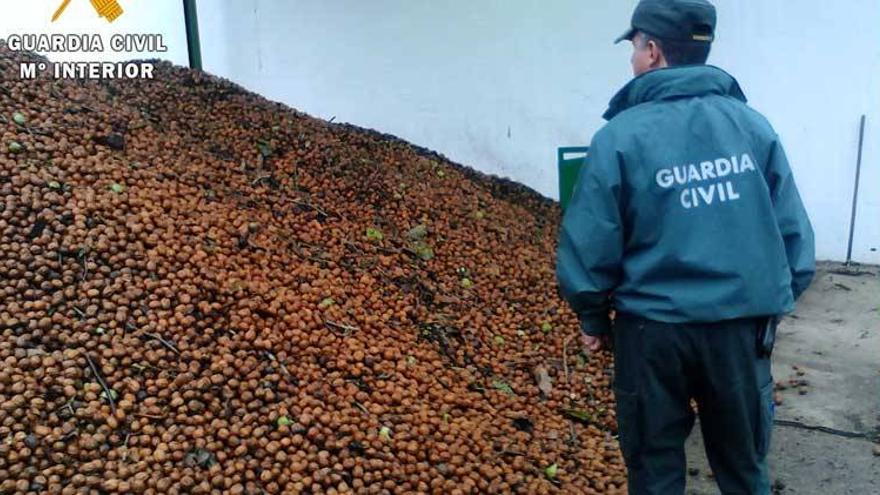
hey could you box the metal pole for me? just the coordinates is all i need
[846,115,866,264]
[183,0,203,70]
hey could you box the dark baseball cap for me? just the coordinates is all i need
[615,0,717,44]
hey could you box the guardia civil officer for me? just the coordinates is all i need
[556,1,816,493]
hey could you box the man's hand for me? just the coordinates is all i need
[581,333,610,353]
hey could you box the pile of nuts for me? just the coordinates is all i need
[0,46,625,494]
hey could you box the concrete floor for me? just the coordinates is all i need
[685,262,880,495]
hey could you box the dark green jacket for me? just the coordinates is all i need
[557,65,815,335]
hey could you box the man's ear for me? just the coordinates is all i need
[648,40,666,68]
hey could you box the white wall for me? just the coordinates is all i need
[712,0,880,263]
[6,1,874,263]
[197,0,634,188]
[858,37,880,263]
[197,0,879,263]
[0,0,189,65]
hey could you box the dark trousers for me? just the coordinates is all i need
[613,314,774,495]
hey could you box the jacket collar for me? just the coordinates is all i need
[604,65,747,120]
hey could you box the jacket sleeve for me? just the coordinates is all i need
[556,132,624,336]
[766,137,816,301]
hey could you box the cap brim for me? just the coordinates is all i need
[614,27,637,44]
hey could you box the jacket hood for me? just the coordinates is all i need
[604,65,747,120]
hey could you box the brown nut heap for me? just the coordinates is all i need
[0,46,625,494]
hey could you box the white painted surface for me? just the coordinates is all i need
[712,0,880,263]
[196,1,879,263]
[856,41,880,263]
[196,0,636,200]
[0,0,189,65]
[3,1,877,263]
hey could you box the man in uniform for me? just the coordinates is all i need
[556,1,816,493]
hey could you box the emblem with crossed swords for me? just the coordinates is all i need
[52,0,124,23]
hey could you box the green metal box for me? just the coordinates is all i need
[557,147,589,211]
